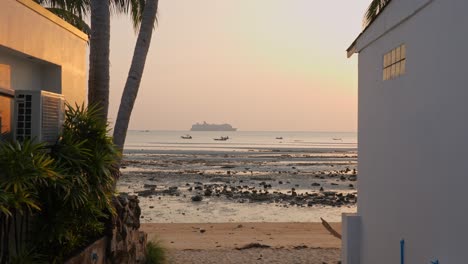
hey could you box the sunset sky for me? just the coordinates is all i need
[108,0,372,132]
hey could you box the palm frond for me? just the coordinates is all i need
[36,0,154,33]
[364,0,392,27]
[47,7,91,35]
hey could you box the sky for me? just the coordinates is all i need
[108,0,372,132]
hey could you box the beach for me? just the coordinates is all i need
[117,131,356,263]
[118,135,357,223]
[141,222,342,264]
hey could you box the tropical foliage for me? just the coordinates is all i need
[0,104,118,263]
[364,0,392,27]
[33,0,145,34]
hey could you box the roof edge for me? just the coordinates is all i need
[347,0,434,58]
[16,0,88,42]
[346,36,359,58]
[346,0,394,58]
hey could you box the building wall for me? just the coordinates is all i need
[354,0,468,263]
[0,47,62,94]
[0,0,87,104]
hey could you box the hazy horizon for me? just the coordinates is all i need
[127,128,358,133]
[108,0,372,132]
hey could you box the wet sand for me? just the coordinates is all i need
[118,147,357,223]
[142,222,342,264]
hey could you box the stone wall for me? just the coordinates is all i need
[107,195,147,264]
[66,195,147,264]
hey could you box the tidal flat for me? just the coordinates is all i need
[117,147,357,223]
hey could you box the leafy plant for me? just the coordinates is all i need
[145,241,167,264]
[33,104,118,262]
[0,104,120,263]
[0,140,58,263]
[9,247,46,264]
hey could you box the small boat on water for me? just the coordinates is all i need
[332,138,342,141]
[181,135,192,139]
[276,137,283,140]
[214,136,229,141]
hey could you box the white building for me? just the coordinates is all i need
[0,0,87,143]
[343,0,468,263]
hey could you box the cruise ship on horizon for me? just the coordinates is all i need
[190,122,237,131]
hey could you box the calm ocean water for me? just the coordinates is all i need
[124,130,357,151]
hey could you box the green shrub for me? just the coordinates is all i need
[0,104,120,263]
[0,140,58,262]
[145,241,167,264]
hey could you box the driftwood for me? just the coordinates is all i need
[320,217,342,240]
[235,243,271,250]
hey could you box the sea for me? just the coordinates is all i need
[124,130,357,151]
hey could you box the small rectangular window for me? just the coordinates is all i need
[396,47,401,61]
[383,44,406,81]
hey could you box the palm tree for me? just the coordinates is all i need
[88,0,111,120]
[36,0,160,164]
[35,0,146,120]
[113,0,159,153]
[364,0,392,27]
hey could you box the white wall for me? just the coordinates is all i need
[0,0,87,104]
[352,0,468,263]
[0,47,61,94]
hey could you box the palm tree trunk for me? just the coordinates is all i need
[88,0,111,120]
[113,0,159,156]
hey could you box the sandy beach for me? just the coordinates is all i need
[142,222,342,264]
[119,132,356,263]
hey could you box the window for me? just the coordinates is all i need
[383,44,406,81]
[0,65,13,140]
[0,90,13,139]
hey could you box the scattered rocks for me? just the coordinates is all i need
[135,189,156,197]
[191,195,203,202]
[204,189,213,196]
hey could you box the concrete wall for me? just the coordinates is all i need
[65,237,108,264]
[0,0,87,104]
[0,47,61,94]
[350,0,468,263]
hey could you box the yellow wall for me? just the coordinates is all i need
[0,0,87,105]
